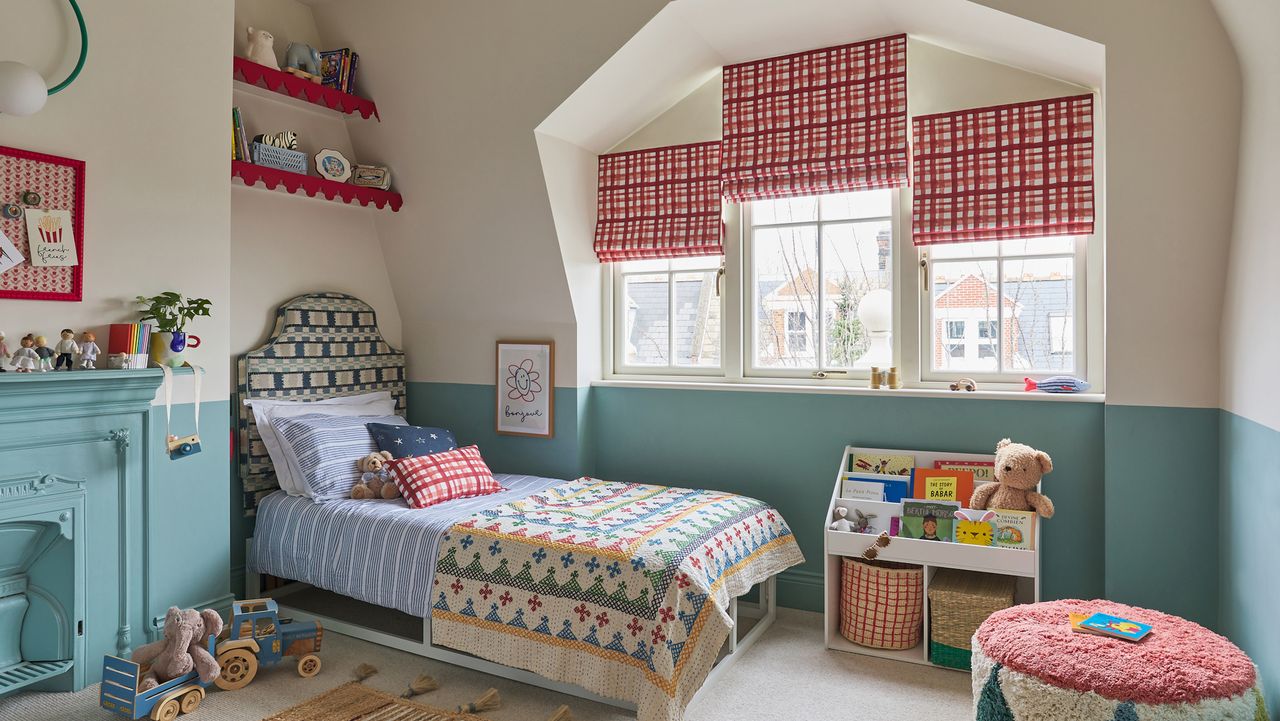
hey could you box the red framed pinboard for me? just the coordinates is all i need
[0,145,86,301]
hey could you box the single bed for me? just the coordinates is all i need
[240,293,803,721]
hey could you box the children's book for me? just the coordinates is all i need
[1075,612,1153,642]
[842,473,910,503]
[935,459,996,484]
[991,509,1036,550]
[850,453,914,477]
[347,51,360,94]
[320,49,349,89]
[899,500,959,542]
[841,479,884,502]
[953,509,996,546]
[911,468,975,504]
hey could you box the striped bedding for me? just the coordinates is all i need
[248,474,565,616]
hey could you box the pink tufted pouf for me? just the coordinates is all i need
[971,599,1270,720]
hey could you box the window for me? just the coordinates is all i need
[613,257,722,373]
[605,190,1095,390]
[924,236,1083,378]
[746,190,894,375]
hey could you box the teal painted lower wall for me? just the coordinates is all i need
[1103,405,1221,628]
[1220,411,1279,715]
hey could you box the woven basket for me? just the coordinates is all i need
[839,557,923,650]
[927,569,1016,670]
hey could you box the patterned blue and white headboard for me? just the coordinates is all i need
[237,292,406,515]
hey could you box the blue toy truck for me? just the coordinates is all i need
[99,637,217,721]
[99,599,321,718]
[214,598,322,690]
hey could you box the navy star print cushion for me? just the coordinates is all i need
[366,422,458,459]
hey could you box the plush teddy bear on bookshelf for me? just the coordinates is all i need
[969,438,1055,518]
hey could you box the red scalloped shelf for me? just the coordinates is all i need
[231,161,402,211]
[233,57,380,120]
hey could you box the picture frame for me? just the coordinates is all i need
[495,340,554,438]
[0,145,85,301]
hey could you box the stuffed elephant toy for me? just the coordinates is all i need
[130,606,224,690]
[285,42,321,76]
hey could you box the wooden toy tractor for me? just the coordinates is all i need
[214,598,323,690]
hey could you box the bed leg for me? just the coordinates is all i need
[728,597,739,654]
[245,539,261,597]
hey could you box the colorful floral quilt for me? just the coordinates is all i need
[431,478,804,721]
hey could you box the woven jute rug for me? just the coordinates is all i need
[263,682,492,721]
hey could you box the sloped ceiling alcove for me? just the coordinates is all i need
[534,0,1104,385]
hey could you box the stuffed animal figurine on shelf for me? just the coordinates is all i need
[829,507,853,532]
[351,450,399,500]
[969,438,1055,518]
[244,27,279,69]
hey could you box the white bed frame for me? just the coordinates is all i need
[245,557,778,710]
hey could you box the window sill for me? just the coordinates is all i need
[592,378,1105,403]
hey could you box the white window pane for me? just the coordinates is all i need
[931,260,1000,373]
[821,189,892,221]
[930,241,1000,260]
[823,220,893,368]
[754,226,819,368]
[751,196,818,226]
[623,274,669,366]
[1004,256,1075,372]
[672,271,721,368]
[1000,236,1075,256]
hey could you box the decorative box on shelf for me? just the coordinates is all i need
[823,445,1041,670]
[250,142,308,175]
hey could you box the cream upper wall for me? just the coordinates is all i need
[229,0,403,364]
[973,0,1238,408]
[307,0,670,387]
[297,0,1236,408]
[1212,0,1280,432]
[611,39,1086,154]
[1,0,233,397]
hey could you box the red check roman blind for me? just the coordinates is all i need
[912,93,1095,245]
[593,141,723,263]
[721,34,909,202]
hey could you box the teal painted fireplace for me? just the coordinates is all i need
[0,369,231,696]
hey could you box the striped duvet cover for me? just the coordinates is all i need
[248,474,565,616]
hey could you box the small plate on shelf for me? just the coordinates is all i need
[314,148,353,182]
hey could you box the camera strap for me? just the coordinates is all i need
[160,364,203,439]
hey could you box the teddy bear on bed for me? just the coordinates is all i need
[351,450,401,500]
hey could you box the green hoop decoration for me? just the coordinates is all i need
[47,0,87,96]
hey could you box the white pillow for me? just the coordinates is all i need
[244,392,394,495]
[267,400,398,495]
[273,413,409,502]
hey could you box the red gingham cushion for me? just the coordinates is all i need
[594,141,723,263]
[721,34,909,202]
[912,93,1094,245]
[386,446,503,509]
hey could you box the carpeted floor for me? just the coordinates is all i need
[0,609,972,721]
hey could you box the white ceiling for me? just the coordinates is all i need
[538,0,1104,152]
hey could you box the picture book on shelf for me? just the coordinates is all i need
[953,509,996,546]
[911,468,975,503]
[935,459,996,484]
[1072,612,1153,642]
[842,473,910,502]
[991,509,1036,550]
[841,479,884,502]
[850,453,914,477]
[899,500,959,542]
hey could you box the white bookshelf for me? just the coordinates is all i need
[823,445,1041,670]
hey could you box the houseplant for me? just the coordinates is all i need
[136,292,211,368]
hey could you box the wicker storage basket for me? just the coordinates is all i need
[927,569,1016,670]
[839,557,924,650]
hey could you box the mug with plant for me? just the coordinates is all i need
[137,292,212,367]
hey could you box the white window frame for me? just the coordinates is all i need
[740,191,901,381]
[608,257,725,377]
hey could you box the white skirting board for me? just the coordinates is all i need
[245,545,777,710]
